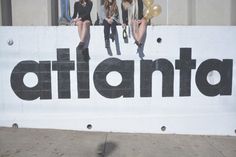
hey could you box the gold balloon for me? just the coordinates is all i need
[151,4,162,17]
[144,8,153,20]
[144,0,154,7]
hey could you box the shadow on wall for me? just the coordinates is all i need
[97,141,117,157]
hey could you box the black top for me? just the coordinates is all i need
[121,0,143,25]
[72,1,93,22]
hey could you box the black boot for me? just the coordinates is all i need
[137,47,145,60]
[82,48,90,62]
[110,34,115,42]
[107,48,113,56]
[105,39,110,48]
[78,42,85,49]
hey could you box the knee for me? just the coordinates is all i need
[76,20,82,26]
[131,19,135,25]
[111,21,117,26]
[141,18,147,25]
[84,20,91,27]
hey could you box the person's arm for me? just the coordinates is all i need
[111,10,120,24]
[72,2,78,19]
[121,3,128,25]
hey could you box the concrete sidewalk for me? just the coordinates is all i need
[0,127,236,157]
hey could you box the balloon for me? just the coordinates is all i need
[151,4,162,17]
[144,0,154,7]
[144,8,153,20]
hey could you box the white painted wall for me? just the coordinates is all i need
[168,0,189,25]
[70,0,77,16]
[0,1,2,26]
[151,0,167,25]
[151,0,234,25]
[91,0,98,24]
[11,0,51,26]
[195,0,231,25]
[0,26,236,135]
[232,0,236,25]
[151,0,193,25]
[8,0,236,26]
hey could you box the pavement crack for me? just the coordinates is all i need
[102,133,109,157]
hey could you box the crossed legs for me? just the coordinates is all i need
[132,18,147,46]
[76,20,91,47]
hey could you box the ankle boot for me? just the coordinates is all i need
[105,39,110,48]
[82,48,90,62]
[78,42,85,49]
[107,48,113,56]
[116,45,121,55]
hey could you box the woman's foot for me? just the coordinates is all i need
[116,46,121,55]
[137,47,145,60]
[117,51,121,55]
[107,48,113,56]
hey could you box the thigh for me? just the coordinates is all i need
[76,20,83,26]
[131,19,139,32]
[139,18,147,27]
[103,20,111,29]
[83,20,91,26]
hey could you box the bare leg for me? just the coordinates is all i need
[80,20,90,42]
[84,27,90,48]
[136,18,147,43]
[76,20,83,39]
[131,20,139,41]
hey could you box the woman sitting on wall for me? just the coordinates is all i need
[72,0,93,51]
[101,0,120,49]
[122,0,147,59]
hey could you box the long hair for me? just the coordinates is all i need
[79,0,90,4]
[122,0,133,10]
[104,0,118,17]
[123,0,133,3]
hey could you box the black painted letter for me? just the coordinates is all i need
[196,59,233,96]
[11,61,51,100]
[141,59,174,97]
[175,48,196,96]
[93,58,134,98]
[76,47,90,98]
[52,49,75,99]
